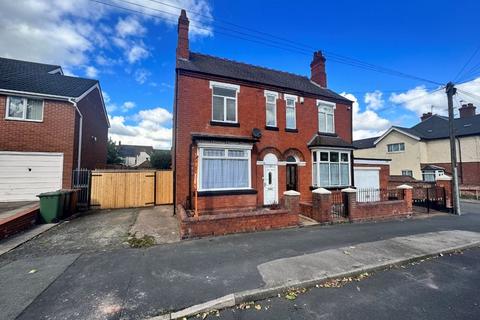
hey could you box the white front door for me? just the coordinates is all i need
[263,153,278,205]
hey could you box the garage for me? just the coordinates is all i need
[354,167,380,202]
[0,152,63,202]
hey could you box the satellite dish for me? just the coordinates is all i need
[252,128,262,139]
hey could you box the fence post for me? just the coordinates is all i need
[312,188,332,223]
[397,184,413,214]
[283,190,300,215]
[341,187,357,221]
[435,175,453,209]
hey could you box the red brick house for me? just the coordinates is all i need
[0,58,109,201]
[173,10,355,213]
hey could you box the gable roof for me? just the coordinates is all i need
[352,136,379,149]
[177,52,352,104]
[354,114,480,148]
[117,145,154,158]
[0,57,98,98]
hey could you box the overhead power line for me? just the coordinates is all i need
[90,0,443,86]
[454,44,480,82]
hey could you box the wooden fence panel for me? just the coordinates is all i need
[156,170,173,205]
[91,170,156,209]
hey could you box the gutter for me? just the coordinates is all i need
[69,98,83,172]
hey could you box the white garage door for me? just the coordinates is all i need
[0,152,63,202]
[354,167,380,202]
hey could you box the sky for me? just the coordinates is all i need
[1,0,480,148]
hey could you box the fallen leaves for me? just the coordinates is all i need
[318,272,371,288]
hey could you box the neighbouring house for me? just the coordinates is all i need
[117,143,154,167]
[0,57,109,202]
[173,10,361,215]
[353,105,480,186]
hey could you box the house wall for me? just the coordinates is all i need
[174,72,353,210]
[76,87,108,169]
[354,131,427,180]
[0,94,76,187]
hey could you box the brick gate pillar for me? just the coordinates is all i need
[283,190,300,215]
[341,187,357,221]
[312,188,332,223]
[397,184,413,214]
[435,175,453,209]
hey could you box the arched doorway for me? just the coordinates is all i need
[263,153,278,205]
[286,155,298,191]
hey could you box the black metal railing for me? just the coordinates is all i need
[331,191,348,218]
[356,188,404,203]
[72,168,91,209]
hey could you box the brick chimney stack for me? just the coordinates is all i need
[421,112,433,122]
[176,9,189,60]
[459,103,476,118]
[310,51,327,87]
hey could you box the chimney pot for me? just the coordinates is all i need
[310,50,327,87]
[421,112,433,122]
[459,102,476,118]
[176,9,190,61]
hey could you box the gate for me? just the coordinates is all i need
[331,191,348,219]
[413,186,447,213]
[72,168,91,209]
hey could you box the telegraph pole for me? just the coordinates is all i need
[446,82,461,215]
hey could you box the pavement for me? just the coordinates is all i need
[0,201,479,320]
[217,247,480,320]
[129,205,180,245]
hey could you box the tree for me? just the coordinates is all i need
[107,138,123,164]
[150,149,172,169]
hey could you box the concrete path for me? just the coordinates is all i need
[129,205,180,244]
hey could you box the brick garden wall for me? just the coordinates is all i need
[0,205,39,239]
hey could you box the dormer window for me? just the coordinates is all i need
[6,96,43,122]
[210,81,240,123]
[318,100,335,133]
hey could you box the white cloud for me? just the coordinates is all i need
[85,66,98,78]
[389,85,447,116]
[341,92,391,140]
[122,101,136,112]
[364,90,384,110]
[109,107,173,148]
[0,0,213,70]
[134,68,151,84]
[115,16,146,38]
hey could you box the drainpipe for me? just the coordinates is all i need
[69,98,83,171]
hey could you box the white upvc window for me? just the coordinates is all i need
[209,81,240,123]
[6,96,44,122]
[312,149,351,187]
[265,90,278,127]
[422,169,444,182]
[402,170,413,177]
[387,143,405,153]
[285,94,297,129]
[198,143,252,191]
[317,100,335,133]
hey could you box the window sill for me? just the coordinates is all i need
[210,121,240,127]
[265,126,279,131]
[5,117,43,123]
[285,128,298,133]
[309,185,351,191]
[317,131,336,136]
[197,189,257,197]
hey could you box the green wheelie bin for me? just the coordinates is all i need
[37,191,64,223]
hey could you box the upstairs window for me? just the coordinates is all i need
[387,143,405,153]
[6,96,43,121]
[265,91,278,127]
[285,95,297,129]
[210,82,239,123]
[318,101,335,133]
[402,170,413,177]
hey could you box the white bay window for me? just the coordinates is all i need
[198,143,252,191]
[6,96,43,121]
[312,150,350,187]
